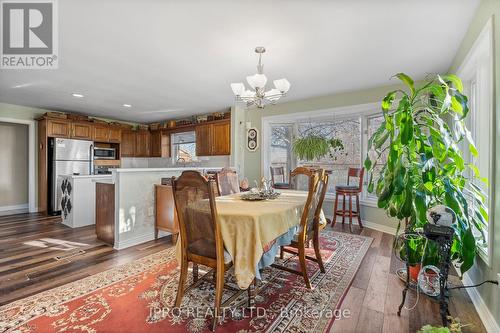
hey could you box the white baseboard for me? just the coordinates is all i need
[0,203,28,216]
[114,231,171,250]
[335,219,397,235]
[462,272,500,333]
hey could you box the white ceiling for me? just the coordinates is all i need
[0,0,479,122]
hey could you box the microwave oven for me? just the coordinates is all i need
[93,147,116,160]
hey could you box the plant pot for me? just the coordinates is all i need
[408,264,421,282]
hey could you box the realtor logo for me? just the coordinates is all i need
[1,0,58,69]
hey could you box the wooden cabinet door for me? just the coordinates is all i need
[135,130,151,157]
[150,130,162,157]
[195,124,212,156]
[47,120,70,138]
[108,127,121,143]
[121,130,136,157]
[94,124,110,142]
[71,122,93,140]
[211,121,231,155]
[155,184,179,242]
[161,131,170,158]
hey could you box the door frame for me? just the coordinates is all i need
[0,117,37,213]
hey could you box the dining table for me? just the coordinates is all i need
[176,189,315,290]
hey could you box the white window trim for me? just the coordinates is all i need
[261,102,381,208]
[456,17,494,266]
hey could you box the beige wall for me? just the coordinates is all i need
[0,122,28,209]
[448,0,500,329]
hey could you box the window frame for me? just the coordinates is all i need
[456,18,494,266]
[170,131,198,163]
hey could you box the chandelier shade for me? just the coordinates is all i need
[230,47,290,108]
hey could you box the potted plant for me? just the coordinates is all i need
[364,73,488,276]
[293,135,344,161]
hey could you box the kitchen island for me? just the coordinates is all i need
[59,174,113,228]
[95,167,223,249]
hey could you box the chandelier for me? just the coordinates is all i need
[230,47,291,108]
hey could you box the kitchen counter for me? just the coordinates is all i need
[97,167,226,249]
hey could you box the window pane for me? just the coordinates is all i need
[270,124,293,182]
[367,114,389,197]
[297,118,361,192]
[172,131,197,162]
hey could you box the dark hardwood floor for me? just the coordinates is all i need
[0,213,486,332]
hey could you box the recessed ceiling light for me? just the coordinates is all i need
[72,93,84,98]
[123,104,132,108]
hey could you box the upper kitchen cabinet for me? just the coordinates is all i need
[150,130,171,158]
[121,130,136,157]
[71,122,94,140]
[195,124,212,156]
[135,130,151,157]
[211,121,231,155]
[109,126,121,143]
[94,123,122,143]
[195,120,231,156]
[94,123,110,142]
[47,119,71,138]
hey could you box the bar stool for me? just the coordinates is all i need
[270,166,290,189]
[332,167,365,233]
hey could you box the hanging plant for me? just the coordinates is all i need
[292,135,344,161]
[364,73,489,276]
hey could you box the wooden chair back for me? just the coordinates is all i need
[172,170,224,266]
[216,168,240,196]
[347,167,365,191]
[312,171,329,231]
[270,166,287,184]
[289,167,320,243]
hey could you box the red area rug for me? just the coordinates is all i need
[0,230,371,333]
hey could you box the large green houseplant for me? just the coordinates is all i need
[364,73,488,275]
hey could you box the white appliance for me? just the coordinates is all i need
[49,138,94,213]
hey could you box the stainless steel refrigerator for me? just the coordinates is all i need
[49,138,93,213]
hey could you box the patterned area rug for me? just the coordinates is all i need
[0,230,372,333]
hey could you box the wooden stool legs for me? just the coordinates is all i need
[332,192,362,233]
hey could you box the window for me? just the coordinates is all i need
[171,131,197,163]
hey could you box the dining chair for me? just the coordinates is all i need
[270,166,290,189]
[215,167,240,196]
[172,170,233,330]
[332,167,365,233]
[272,167,325,289]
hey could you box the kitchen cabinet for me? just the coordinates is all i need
[94,124,110,142]
[71,122,94,140]
[47,119,70,138]
[195,124,212,156]
[212,121,231,155]
[135,130,151,157]
[109,126,121,143]
[195,120,231,156]
[150,130,171,158]
[121,130,136,157]
[94,124,122,143]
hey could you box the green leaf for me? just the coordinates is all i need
[442,74,464,93]
[394,73,415,96]
[382,91,396,111]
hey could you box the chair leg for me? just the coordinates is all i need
[356,194,363,228]
[332,193,339,227]
[349,195,353,233]
[211,265,225,331]
[298,244,312,289]
[342,194,346,224]
[174,258,189,307]
[193,263,199,282]
[313,231,325,273]
[280,246,284,259]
